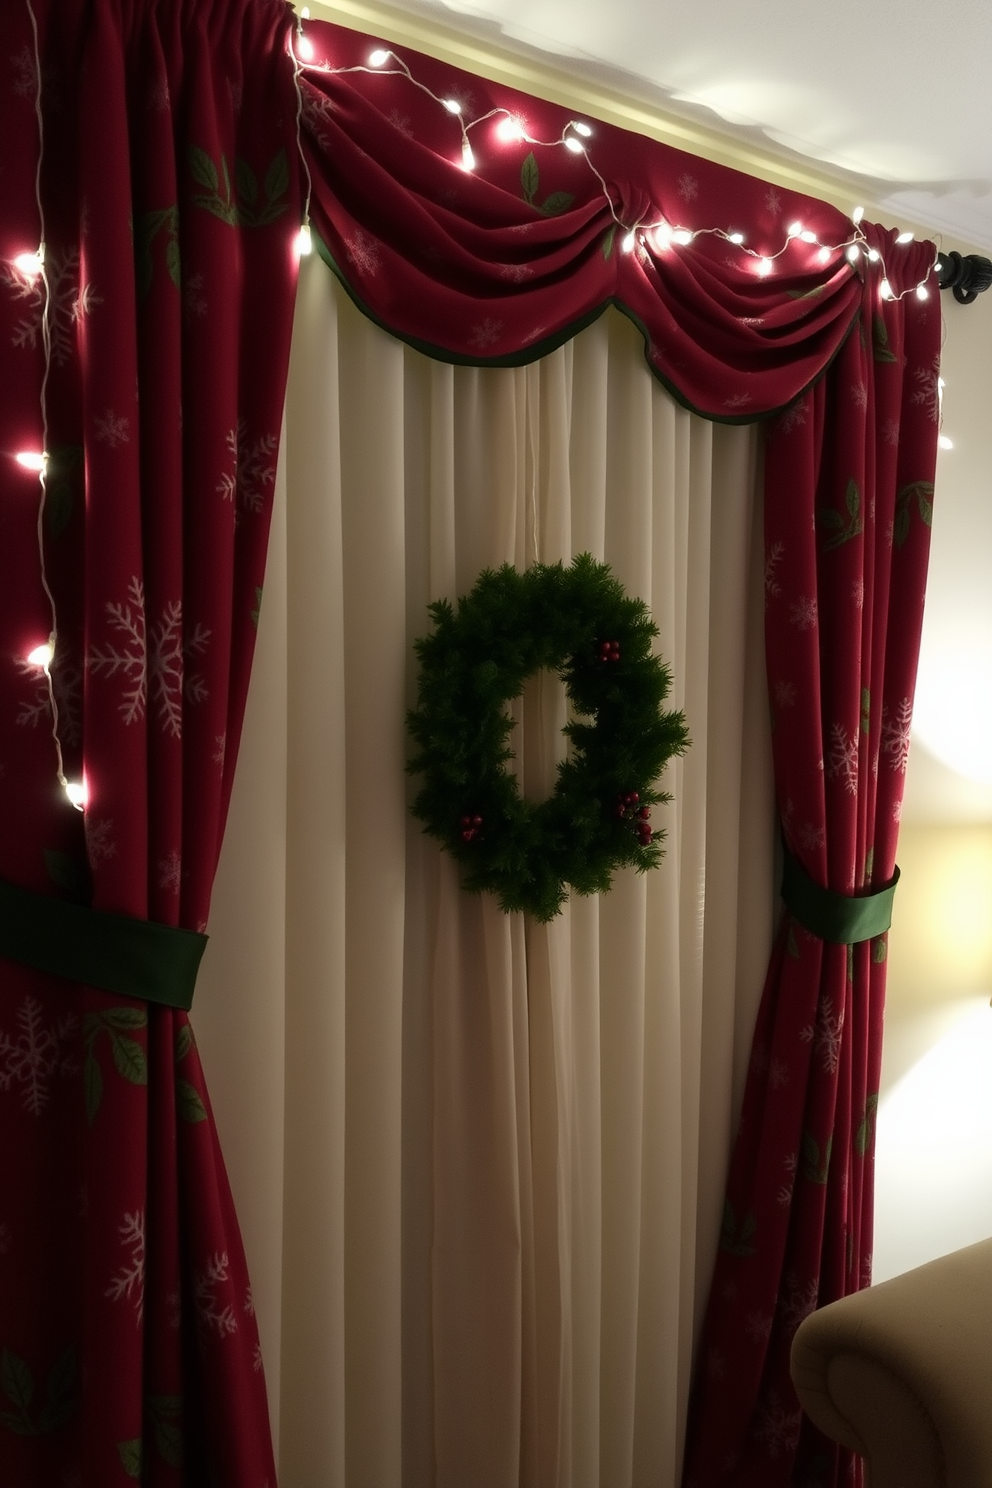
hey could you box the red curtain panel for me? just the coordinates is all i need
[1,6,941,1484]
[0,1,299,1482]
[683,224,941,1488]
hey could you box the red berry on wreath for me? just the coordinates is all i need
[639,806,651,820]
[461,828,476,841]
[472,815,483,827]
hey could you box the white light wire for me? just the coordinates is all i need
[24,0,79,808]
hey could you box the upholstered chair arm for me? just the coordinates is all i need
[791,1237,992,1488]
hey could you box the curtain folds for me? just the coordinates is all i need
[297,20,932,422]
[684,233,941,1487]
[0,0,299,1481]
[191,262,777,1487]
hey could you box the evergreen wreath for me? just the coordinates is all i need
[406,553,689,922]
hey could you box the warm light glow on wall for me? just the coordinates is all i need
[888,825,992,1006]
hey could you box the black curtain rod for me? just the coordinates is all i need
[936,251,992,304]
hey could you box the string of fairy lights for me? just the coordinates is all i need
[288,12,939,304]
[7,1,947,816]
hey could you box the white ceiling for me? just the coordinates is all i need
[374,0,992,250]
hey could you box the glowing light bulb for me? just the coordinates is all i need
[368,48,390,66]
[496,116,525,142]
[852,205,865,224]
[295,221,313,257]
[880,278,893,300]
[654,222,673,250]
[787,220,803,237]
[867,247,880,263]
[916,283,929,300]
[756,256,772,276]
[301,5,310,14]
[65,780,87,810]
[817,245,831,263]
[460,138,476,171]
[14,249,44,276]
[564,137,584,154]
[621,231,636,253]
[572,122,592,137]
[846,244,860,263]
[296,29,315,60]
[672,229,693,246]
[442,98,462,115]
[728,231,745,245]
[896,231,914,244]
[15,450,47,472]
[800,230,818,243]
[938,435,954,450]
[27,641,54,667]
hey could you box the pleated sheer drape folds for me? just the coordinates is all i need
[193,261,776,1487]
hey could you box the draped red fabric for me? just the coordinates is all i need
[298,21,921,422]
[0,1,299,1481]
[683,224,941,1487]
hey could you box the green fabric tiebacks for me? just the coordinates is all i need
[0,874,207,1011]
[781,845,899,945]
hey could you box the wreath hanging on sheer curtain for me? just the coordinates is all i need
[406,553,689,921]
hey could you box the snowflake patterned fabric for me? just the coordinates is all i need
[296,21,923,423]
[684,227,941,1488]
[0,0,298,1482]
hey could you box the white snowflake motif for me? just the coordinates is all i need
[217,419,278,516]
[911,358,941,423]
[826,721,858,795]
[765,186,783,217]
[194,1252,238,1339]
[781,1271,820,1334]
[0,995,78,1116]
[87,576,210,739]
[244,1286,255,1317]
[796,821,826,853]
[880,697,913,773]
[184,272,207,319]
[852,576,865,609]
[301,88,335,147]
[344,227,382,279]
[745,1310,774,1343]
[738,315,766,327]
[469,318,504,350]
[0,1221,11,1256]
[777,1154,796,1207]
[800,995,845,1074]
[213,733,227,765]
[2,248,102,367]
[85,817,117,867]
[16,651,83,748]
[253,1343,265,1373]
[387,108,413,138]
[765,541,785,599]
[724,392,753,409]
[774,679,797,710]
[754,1390,803,1456]
[892,796,904,824]
[777,396,807,434]
[677,172,698,202]
[9,43,38,98]
[849,382,868,410]
[105,1210,146,1322]
[148,76,171,112]
[789,596,818,631]
[882,417,901,446]
[158,850,182,895]
[497,263,534,282]
[769,1057,791,1090]
[94,409,131,449]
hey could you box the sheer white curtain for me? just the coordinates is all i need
[192,259,775,1488]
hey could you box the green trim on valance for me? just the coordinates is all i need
[0,874,206,1010]
[781,845,899,945]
